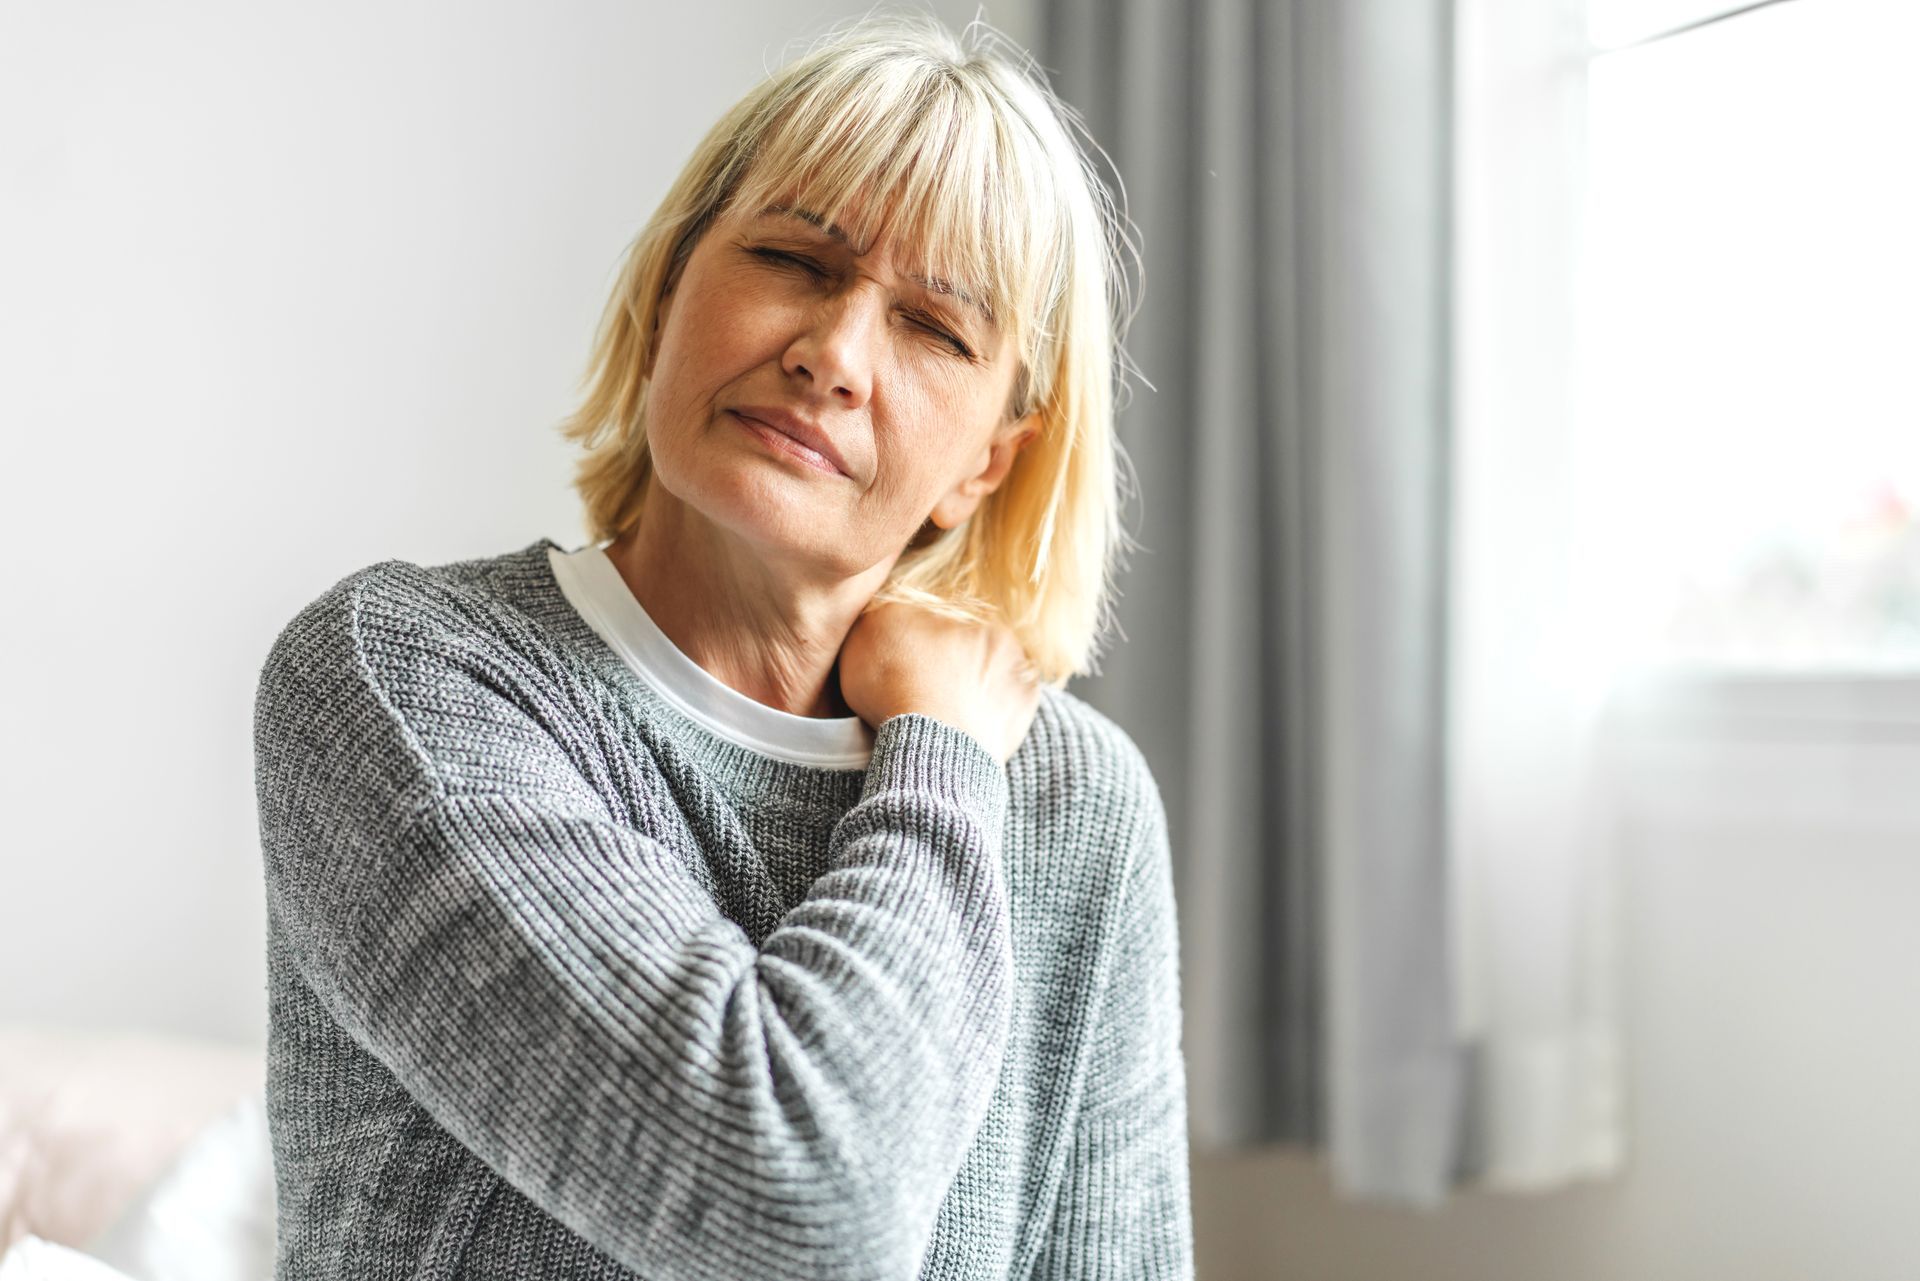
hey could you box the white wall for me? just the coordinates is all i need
[1193,679,1920,1281]
[0,0,1038,1047]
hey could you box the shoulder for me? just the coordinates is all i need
[1017,684,1168,847]
[254,542,570,773]
[260,541,554,689]
[253,553,484,760]
[255,540,608,817]
[256,558,443,714]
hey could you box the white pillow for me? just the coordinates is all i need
[85,1093,275,1281]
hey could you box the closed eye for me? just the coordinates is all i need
[907,313,976,360]
[748,247,826,277]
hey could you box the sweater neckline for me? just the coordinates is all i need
[531,539,874,779]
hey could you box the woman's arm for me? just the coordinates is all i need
[1027,783,1195,1279]
[254,567,1014,1281]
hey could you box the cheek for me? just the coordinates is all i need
[651,297,777,420]
[869,383,994,505]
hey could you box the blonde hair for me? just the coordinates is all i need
[557,10,1139,685]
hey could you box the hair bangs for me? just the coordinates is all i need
[725,54,1066,381]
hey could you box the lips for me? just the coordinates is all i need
[728,407,850,477]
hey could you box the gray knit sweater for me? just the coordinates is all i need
[251,537,1192,1280]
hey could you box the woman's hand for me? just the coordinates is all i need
[838,601,1042,766]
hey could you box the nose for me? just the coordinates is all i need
[782,289,877,408]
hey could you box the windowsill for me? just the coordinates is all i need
[1602,660,1920,742]
[1597,661,1920,834]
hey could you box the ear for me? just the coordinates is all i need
[927,412,1040,531]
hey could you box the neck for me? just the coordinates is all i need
[605,479,894,719]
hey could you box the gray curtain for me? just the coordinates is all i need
[1044,0,1462,1203]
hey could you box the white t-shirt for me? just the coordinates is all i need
[547,540,875,769]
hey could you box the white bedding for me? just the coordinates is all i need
[0,1236,138,1281]
[0,1029,274,1281]
[86,1093,275,1280]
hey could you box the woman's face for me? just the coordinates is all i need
[640,195,1036,580]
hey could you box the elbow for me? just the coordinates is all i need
[759,1103,950,1275]
[823,1177,942,1281]
[743,1078,950,1278]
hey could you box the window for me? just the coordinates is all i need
[1574,0,1920,671]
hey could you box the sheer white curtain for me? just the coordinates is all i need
[1448,0,1630,1190]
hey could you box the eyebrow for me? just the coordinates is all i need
[754,203,998,332]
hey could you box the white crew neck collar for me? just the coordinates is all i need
[547,541,875,770]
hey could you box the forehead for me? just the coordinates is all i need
[734,198,1000,333]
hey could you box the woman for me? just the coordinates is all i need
[253,13,1191,1280]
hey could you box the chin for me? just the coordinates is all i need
[713,476,854,565]
[659,451,883,576]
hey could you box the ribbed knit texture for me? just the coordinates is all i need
[251,537,1192,1280]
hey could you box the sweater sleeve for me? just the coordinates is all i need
[252,569,1015,1281]
[1028,779,1194,1279]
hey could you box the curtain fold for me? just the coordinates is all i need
[1315,0,1463,1205]
[1043,0,1322,1153]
